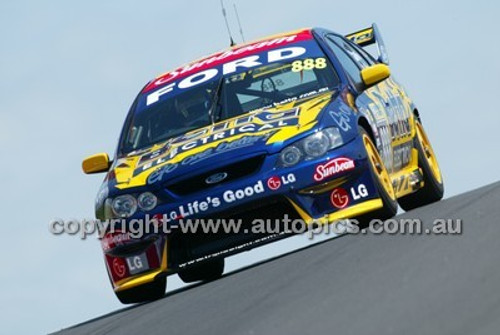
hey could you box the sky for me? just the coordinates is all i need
[1,0,499,334]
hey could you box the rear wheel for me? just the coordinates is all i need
[359,127,398,222]
[178,258,225,283]
[115,277,166,304]
[398,121,444,211]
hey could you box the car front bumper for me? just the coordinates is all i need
[103,134,384,291]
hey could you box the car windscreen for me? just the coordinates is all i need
[118,37,339,155]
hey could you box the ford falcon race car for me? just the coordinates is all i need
[83,24,444,304]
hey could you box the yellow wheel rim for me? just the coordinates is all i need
[363,134,396,200]
[416,122,442,184]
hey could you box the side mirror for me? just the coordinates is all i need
[82,153,111,174]
[361,64,391,87]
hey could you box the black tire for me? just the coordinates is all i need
[178,258,225,283]
[115,277,166,304]
[398,121,444,211]
[358,127,398,223]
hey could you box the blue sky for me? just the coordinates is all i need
[1,1,499,334]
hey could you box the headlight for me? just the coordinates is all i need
[277,127,344,167]
[303,132,330,158]
[323,127,343,149]
[280,146,302,167]
[137,192,158,211]
[111,194,137,218]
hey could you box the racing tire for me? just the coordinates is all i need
[115,277,166,304]
[358,127,398,222]
[398,120,444,211]
[178,258,225,283]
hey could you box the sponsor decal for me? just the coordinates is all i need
[176,196,222,219]
[141,108,300,179]
[331,184,369,209]
[223,181,265,203]
[101,231,131,251]
[267,176,281,190]
[126,254,149,275]
[350,184,369,201]
[112,258,127,278]
[205,172,228,185]
[366,88,412,171]
[253,87,330,112]
[138,140,173,165]
[267,173,296,191]
[313,157,355,182]
[160,181,264,223]
[142,30,312,94]
[393,143,412,171]
[158,174,296,223]
[145,46,308,106]
[330,187,350,209]
[170,109,299,146]
[346,29,373,45]
[146,135,269,184]
[329,106,352,131]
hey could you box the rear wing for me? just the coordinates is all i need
[345,23,389,64]
[345,26,375,47]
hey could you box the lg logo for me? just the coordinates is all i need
[330,188,350,209]
[267,173,296,191]
[126,255,149,275]
[330,184,369,209]
[351,184,369,200]
[112,258,126,278]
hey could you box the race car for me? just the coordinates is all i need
[82,24,444,304]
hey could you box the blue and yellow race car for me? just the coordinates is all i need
[83,24,444,303]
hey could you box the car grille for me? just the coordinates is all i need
[168,198,302,267]
[166,154,265,196]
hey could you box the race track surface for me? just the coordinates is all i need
[52,181,500,335]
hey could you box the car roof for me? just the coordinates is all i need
[142,27,315,93]
[191,27,313,63]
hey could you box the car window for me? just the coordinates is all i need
[346,39,376,65]
[119,39,340,155]
[324,36,364,88]
[328,34,371,68]
[231,62,331,113]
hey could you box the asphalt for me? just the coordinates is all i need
[51,181,500,335]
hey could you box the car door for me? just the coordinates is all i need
[323,34,411,174]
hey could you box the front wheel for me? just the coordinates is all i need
[359,127,398,221]
[115,277,166,304]
[178,258,224,283]
[398,121,444,211]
